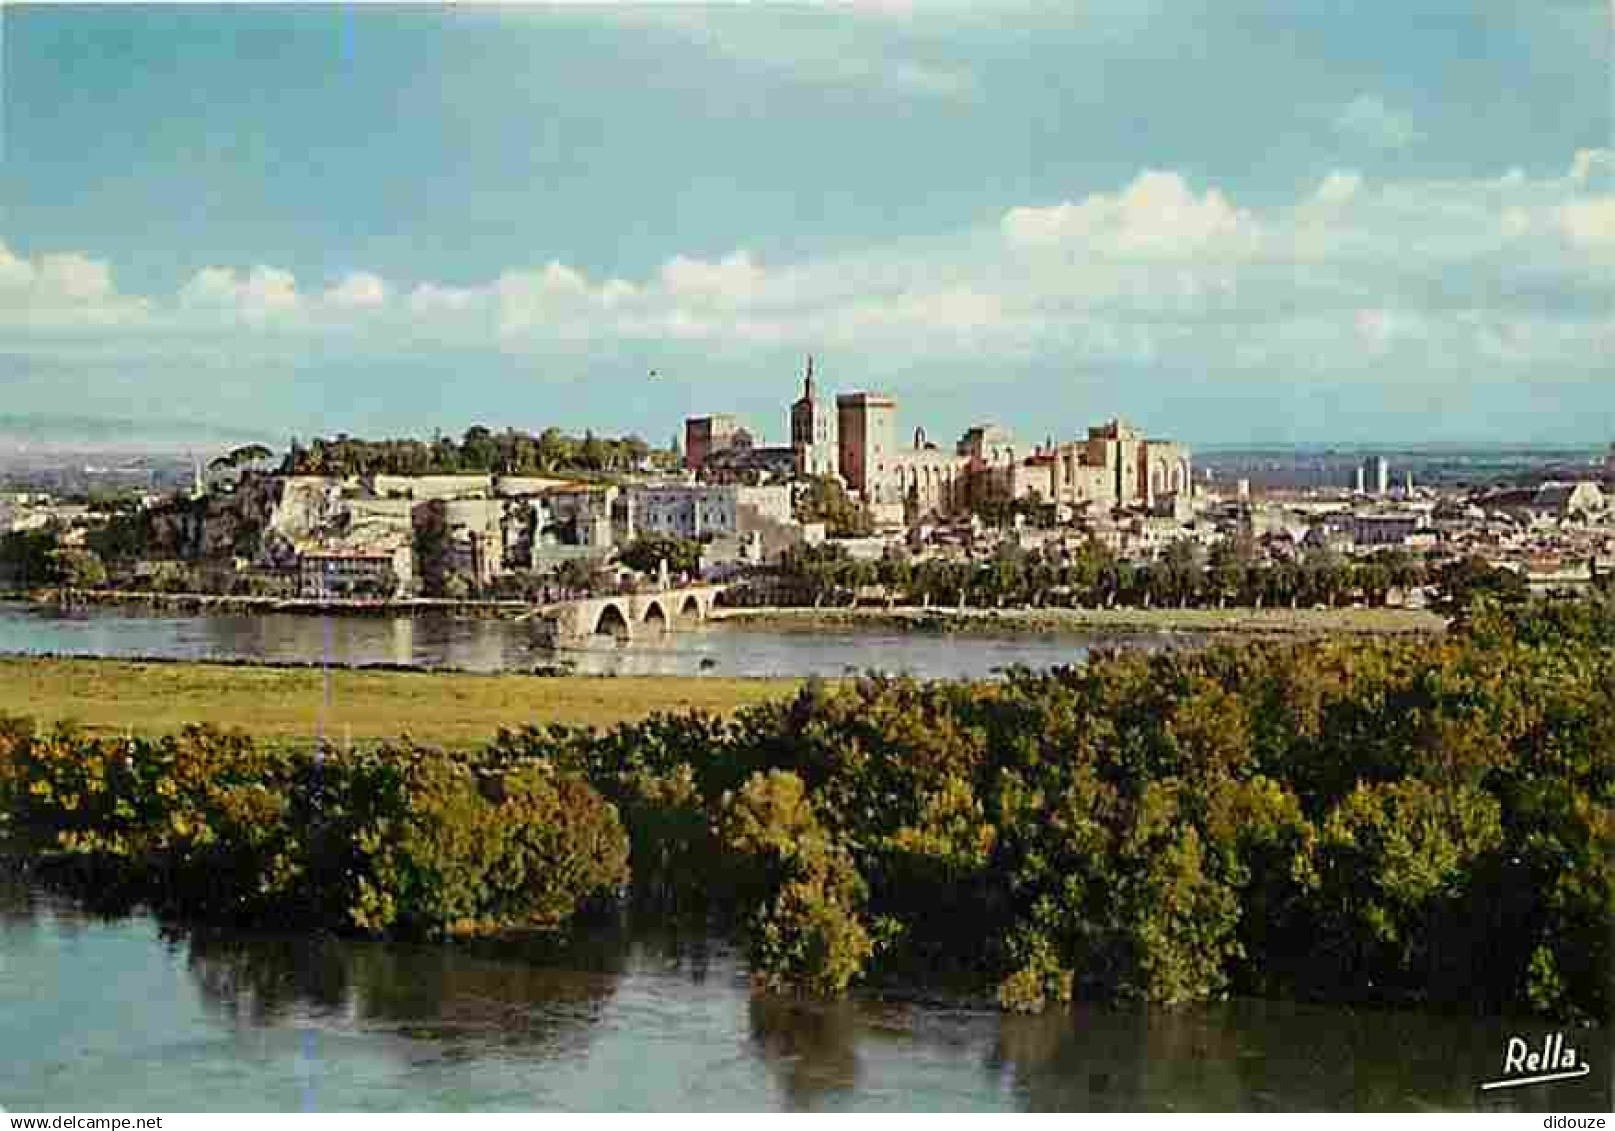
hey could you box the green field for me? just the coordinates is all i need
[0,656,801,748]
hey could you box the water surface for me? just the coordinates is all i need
[0,882,1605,1112]
[0,601,1194,678]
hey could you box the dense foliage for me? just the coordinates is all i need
[793,476,873,537]
[279,426,672,477]
[618,535,703,580]
[0,728,628,939]
[0,526,109,589]
[483,596,1613,1020]
[1,598,1607,1022]
[765,541,1544,615]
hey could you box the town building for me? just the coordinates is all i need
[1004,420,1192,517]
[1362,455,1391,497]
[1352,513,1422,547]
[625,483,793,541]
[1482,481,1607,522]
[684,415,753,473]
[699,444,798,485]
[789,356,840,479]
[296,525,413,598]
[368,473,495,500]
[687,364,1191,529]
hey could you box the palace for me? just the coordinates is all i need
[690,358,1192,526]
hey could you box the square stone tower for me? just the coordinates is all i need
[836,392,897,496]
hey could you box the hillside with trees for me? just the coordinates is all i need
[278,426,674,477]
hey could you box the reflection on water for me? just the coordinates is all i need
[0,880,1606,1111]
[0,601,1197,678]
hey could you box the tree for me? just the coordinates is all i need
[461,425,498,472]
[211,443,275,474]
[619,535,701,580]
[413,502,452,596]
[1431,556,1528,617]
[580,431,609,472]
[795,476,871,537]
[877,551,914,599]
[1208,531,1257,607]
[0,526,61,588]
[50,547,107,589]
[1160,538,1207,608]
[555,557,601,595]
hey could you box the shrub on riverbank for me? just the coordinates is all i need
[0,726,629,939]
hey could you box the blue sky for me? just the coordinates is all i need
[1,2,1611,450]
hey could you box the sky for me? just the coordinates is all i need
[0,1,1611,451]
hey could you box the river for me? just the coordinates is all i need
[0,601,1196,678]
[0,880,1604,1112]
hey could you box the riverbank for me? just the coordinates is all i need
[712,603,1448,637]
[0,655,802,748]
[15,586,541,619]
[13,588,1449,637]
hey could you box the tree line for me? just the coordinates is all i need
[2,594,1608,1021]
[279,426,675,478]
[762,539,1550,616]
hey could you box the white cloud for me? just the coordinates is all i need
[1003,171,1260,259]
[5,148,1612,395]
[659,250,765,305]
[1310,171,1363,208]
[0,241,149,327]
[1570,148,1614,185]
[0,242,34,290]
[1334,94,1422,151]
[406,282,480,316]
[37,254,114,302]
[180,265,301,320]
[324,271,390,309]
[1557,198,1615,252]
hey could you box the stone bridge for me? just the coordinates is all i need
[529,584,727,644]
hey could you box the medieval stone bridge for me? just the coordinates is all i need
[526,584,727,644]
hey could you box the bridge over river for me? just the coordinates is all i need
[29,584,729,646]
[517,583,728,644]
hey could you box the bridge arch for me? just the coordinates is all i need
[678,593,704,623]
[642,599,671,635]
[592,602,632,641]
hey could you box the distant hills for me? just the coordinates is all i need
[0,414,280,453]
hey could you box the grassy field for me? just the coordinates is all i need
[0,657,802,748]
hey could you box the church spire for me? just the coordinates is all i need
[803,353,816,401]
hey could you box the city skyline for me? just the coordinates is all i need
[1,3,1612,447]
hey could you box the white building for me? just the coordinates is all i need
[626,484,793,540]
[297,526,413,598]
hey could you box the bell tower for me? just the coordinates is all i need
[790,354,837,478]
